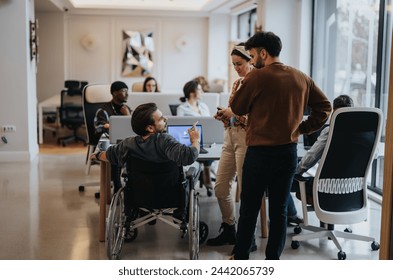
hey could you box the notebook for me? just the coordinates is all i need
[166,124,208,154]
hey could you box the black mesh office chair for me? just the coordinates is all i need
[58,80,86,146]
[291,107,383,260]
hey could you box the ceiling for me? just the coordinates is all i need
[35,0,256,14]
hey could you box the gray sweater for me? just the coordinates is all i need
[105,133,199,167]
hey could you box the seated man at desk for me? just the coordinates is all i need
[292,95,354,228]
[94,81,132,193]
[91,102,200,223]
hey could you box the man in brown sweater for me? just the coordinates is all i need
[230,31,332,260]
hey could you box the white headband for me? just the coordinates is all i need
[232,45,251,60]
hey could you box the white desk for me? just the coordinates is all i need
[38,95,60,144]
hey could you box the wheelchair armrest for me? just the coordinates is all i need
[294,173,311,182]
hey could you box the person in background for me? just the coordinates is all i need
[177,80,213,193]
[143,77,159,92]
[293,95,354,228]
[207,43,252,247]
[230,31,331,260]
[94,81,132,193]
[177,80,210,116]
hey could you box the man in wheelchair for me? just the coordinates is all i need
[91,102,203,256]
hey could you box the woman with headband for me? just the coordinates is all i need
[207,43,254,248]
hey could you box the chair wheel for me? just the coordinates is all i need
[94,192,100,199]
[291,240,300,249]
[78,186,85,192]
[371,241,380,251]
[338,251,346,260]
[344,227,352,233]
[199,221,209,243]
[294,226,302,234]
[124,228,138,243]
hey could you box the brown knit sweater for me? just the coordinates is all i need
[230,62,332,146]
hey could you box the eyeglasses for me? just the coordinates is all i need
[116,88,129,94]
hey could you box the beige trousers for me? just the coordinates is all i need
[214,127,247,225]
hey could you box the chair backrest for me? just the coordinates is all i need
[131,82,144,92]
[126,157,186,209]
[82,84,112,146]
[169,104,180,116]
[59,86,84,127]
[313,107,383,225]
[64,80,81,89]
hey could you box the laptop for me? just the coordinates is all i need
[166,124,208,154]
[165,116,224,145]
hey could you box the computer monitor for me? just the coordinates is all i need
[303,124,328,150]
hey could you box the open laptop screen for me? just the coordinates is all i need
[166,124,207,153]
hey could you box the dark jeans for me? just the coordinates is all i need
[287,193,297,217]
[233,144,297,260]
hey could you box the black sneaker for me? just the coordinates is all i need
[206,223,236,246]
[287,215,304,226]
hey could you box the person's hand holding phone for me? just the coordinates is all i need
[214,106,224,120]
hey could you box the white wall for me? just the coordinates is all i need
[0,0,38,162]
[258,0,312,73]
[0,1,314,162]
[36,13,65,102]
[36,13,212,99]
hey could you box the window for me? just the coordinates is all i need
[238,8,257,40]
[312,0,392,194]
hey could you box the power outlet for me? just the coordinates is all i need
[2,125,16,132]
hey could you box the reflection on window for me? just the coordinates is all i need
[313,0,379,107]
[312,0,392,195]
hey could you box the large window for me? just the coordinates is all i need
[312,0,392,194]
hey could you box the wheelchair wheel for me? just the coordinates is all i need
[188,188,200,260]
[106,187,126,260]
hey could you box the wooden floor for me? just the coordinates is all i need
[0,130,383,260]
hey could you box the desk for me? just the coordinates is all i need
[38,95,60,144]
[97,143,315,242]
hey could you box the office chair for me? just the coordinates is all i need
[78,84,112,196]
[291,107,383,260]
[169,104,180,116]
[131,81,144,92]
[57,80,86,146]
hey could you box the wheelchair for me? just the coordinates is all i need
[105,157,209,260]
